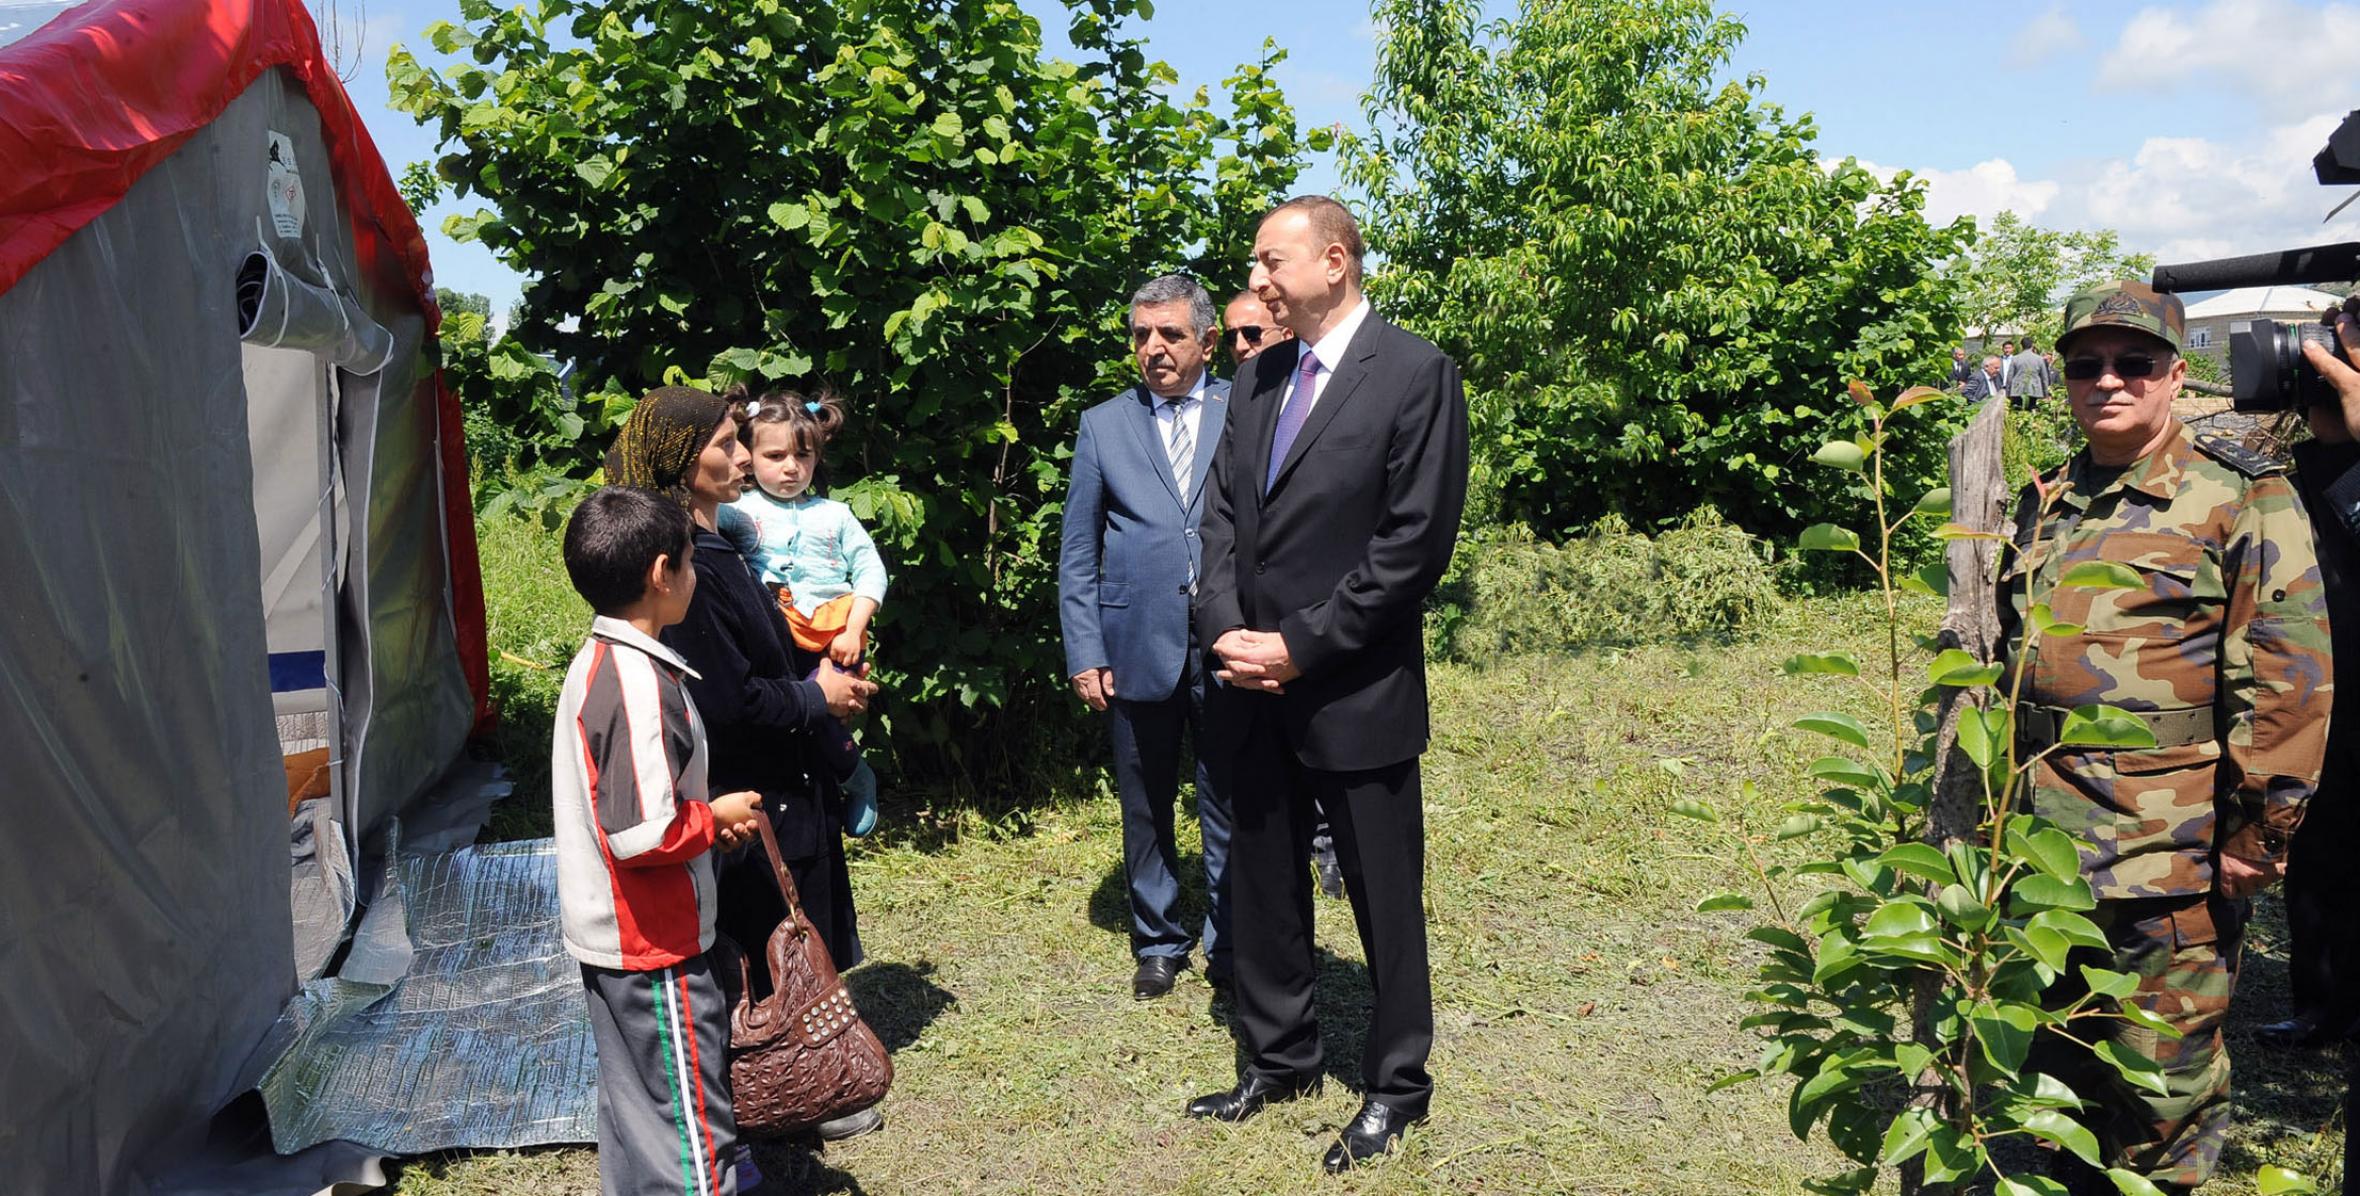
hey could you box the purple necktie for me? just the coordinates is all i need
[1265,347,1320,494]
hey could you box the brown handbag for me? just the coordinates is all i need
[722,815,892,1137]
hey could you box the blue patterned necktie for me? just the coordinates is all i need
[1264,347,1321,494]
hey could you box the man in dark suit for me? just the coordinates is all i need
[1223,288,1346,903]
[1962,354,2003,404]
[1184,196,1468,1173]
[1059,274,1234,1000]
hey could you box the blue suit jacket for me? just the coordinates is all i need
[1059,376,1230,699]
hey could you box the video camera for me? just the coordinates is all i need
[2150,109,2360,412]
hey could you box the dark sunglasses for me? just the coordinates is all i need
[2063,353,2165,381]
[1229,325,1267,345]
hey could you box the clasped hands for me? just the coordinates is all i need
[816,660,876,719]
[1069,630,1300,707]
[1210,628,1299,693]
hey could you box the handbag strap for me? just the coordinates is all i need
[754,811,809,926]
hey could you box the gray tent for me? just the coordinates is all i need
[0,1,491,1190]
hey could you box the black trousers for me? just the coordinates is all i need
[1228,705,1433,1113]
[2285,759,2360,1034]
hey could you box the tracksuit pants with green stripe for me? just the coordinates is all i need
[581,955,739,1196]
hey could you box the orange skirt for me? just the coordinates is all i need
[776,587,865,656]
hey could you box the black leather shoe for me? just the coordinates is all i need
[1314,851,1346,899]
[1185,1073,1321,1122]
[2256,1015,2332,1049]
[1323,1101,1423,1173]
[1133,955,1184,1000]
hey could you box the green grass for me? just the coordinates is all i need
[471,512,588,842]
[398,516,2347,1194]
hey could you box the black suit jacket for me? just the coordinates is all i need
[1192,311,1470,771]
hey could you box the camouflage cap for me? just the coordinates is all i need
[2057,280,2185,354]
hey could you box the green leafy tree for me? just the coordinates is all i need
[388,0,1320,782]
[1341,0,1971,542]
[436,286,491,323]
[434,285,616,519]
[1945,212,2156,349]
[398,159,442,215]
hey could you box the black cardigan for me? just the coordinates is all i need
[662,525,837,857]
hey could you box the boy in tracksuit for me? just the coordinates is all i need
[554,486,762,1196]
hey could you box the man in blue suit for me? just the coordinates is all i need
[1060,274,1234,999]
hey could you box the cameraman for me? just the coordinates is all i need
[2262,309,2360,1051]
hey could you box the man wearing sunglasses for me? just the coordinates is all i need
[1223,290,1295,369]
[1998,281,2332,1194]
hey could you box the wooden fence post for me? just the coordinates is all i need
[1930,399,2008,840]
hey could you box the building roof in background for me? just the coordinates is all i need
[2181,285,2347,319]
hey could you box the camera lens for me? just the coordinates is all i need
[2231,319,2332,413]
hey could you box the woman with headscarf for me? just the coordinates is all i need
[606,386,879,1025]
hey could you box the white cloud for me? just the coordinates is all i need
[1849,2,2360,268]
[2070,114,2344,261]
[1862,114,2356,271]
[2009,5,2085,66]
[2098,0,2360,118]
[1852,156,2060,227]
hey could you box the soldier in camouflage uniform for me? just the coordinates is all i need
[1997,281,2334,1193]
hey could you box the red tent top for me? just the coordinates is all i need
[0,0,489,729]
[0,0,438,323]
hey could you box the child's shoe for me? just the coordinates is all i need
[733,1143,763,1192]
[843,760,879,838]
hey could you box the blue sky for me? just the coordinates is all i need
[313,0,2360,313]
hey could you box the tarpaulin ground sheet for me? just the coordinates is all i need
[256,839,597,1154]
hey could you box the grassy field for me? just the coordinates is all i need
[397,516,2349,1194]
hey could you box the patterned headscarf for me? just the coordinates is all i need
[605,385,734,509]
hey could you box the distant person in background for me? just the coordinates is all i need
[1948,345,1973,388]
[1222,290,1342,902]
[1224,290,1294,370]
[1060,274,1235,999]
[1962,355,2002,404]
[2009,335,2055,409]
[1998,339,2019,393]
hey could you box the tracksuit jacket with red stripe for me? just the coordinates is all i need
[551,616,720,971]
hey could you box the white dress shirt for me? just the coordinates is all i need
[1281,297,1373,421]
[1149,367,1210,459]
